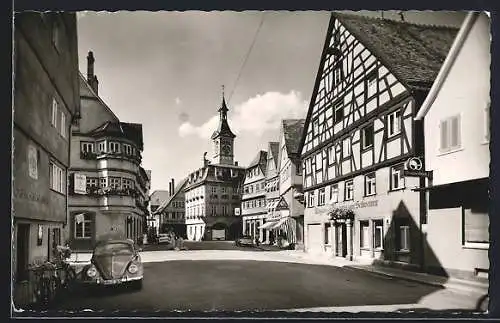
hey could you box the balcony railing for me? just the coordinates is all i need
[80,150,142,163]
[71,186,139,198]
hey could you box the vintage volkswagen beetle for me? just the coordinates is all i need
[235,235,254,247]
[81,239,143,290]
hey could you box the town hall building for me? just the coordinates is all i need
[183,94,246,241]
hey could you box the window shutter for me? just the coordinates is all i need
[450,116,461,148]
[440,120,448,151]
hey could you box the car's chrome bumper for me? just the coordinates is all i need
[83,275,143,285]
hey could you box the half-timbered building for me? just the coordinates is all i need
[153,178,188,237]
[260,142,279,244]
[241,150,268,241]
[300,13,459,269]
[261,120,306,248]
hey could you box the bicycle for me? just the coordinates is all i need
[28,262,58,310]
[53,245,78,299]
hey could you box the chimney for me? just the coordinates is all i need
[86,51,99,95]
[235,161,238,166]
[171,179,175,196]
[168,182,172,197]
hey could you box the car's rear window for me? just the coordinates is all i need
[94,242,133,255]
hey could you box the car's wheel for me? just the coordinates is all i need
[131,279,143,291]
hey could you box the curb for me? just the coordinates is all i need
[344,265,488,294]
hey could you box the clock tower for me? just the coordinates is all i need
[211,88,236,165]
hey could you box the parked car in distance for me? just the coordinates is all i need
[158,233,172,245]
[235,235,254,247]
[80,239,143,290]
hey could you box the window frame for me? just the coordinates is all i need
[334,101,344,124]
[109,141,121,153]
[360,221,369,249]
[364,172,376,196]
[387,110,402,138]
[373,220,384,250]
[390,164,405,191]
[60,111,66,138]
[74,214,92,239]
[366,70,378,99]
[330,184,339,203]
[51,97,58,127]
[362,123,374,149]
[81,142,95,153]
[318,188,326,206]
[439,114,462,154]
[462,207,489,249]
[49,161,65,194]
[398,225,410,251]
[344,180,354,201]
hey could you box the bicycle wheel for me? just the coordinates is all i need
[36,278,50,309]
[66,267,77,289]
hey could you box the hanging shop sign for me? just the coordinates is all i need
[403,157,433,178]
[234,208,241,216]
[315,199,378,214]
[73,173,87,194]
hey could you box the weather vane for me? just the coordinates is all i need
[222,84,225,98]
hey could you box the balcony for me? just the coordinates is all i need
[80,151,98,160]
[97,150,142,163]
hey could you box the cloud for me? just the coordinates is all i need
[178,90,307,139]
[178,112,190,122]
[179,115,219,139]
[175,97,182,106]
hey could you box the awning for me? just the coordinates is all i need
[259,221,277,230]
[270,217,288,230]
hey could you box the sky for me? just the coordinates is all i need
[76,10,467,194]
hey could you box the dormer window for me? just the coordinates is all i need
[109,142,120,153]
[123,144,132,155]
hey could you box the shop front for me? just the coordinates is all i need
[259,196,297,247]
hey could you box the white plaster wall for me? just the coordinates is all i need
[424,14,491,185]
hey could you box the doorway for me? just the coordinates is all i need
[335,223,347,257]
[16,223,30,281]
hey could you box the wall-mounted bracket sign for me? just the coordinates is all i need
[403,157,433,179]
[74,173,87,194]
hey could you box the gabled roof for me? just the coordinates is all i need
[150,190,171,206]
[248,150,268,169]
[282,119,306,155]
[415,12,480,120]
[78,72,120,123]
[268,142,280,165]
[334,12,460,91]
[154,177,188,214]
[298,13,460,156]
[89,121,144,150]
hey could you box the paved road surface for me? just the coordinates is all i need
[142,240,278,252]
[51,259,479,313]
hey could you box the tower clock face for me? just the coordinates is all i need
[222,144,231,155]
